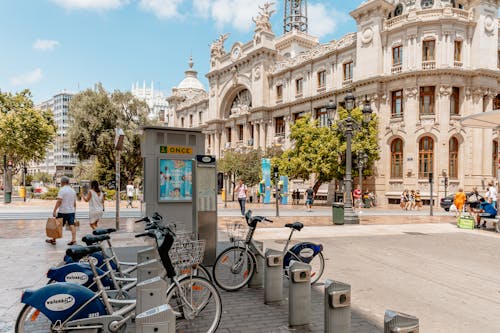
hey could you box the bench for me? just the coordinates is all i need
[479,217,500,233]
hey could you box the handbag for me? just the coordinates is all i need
[46,217,63,239]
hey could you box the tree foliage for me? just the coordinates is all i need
[218,149,263,186]
[274,109,379,192]
[0,90,56,173]
[68,84,152,186]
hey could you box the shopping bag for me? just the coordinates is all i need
[457,215,475,229]
[46,217,63,239]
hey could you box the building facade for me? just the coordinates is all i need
[196,0,500,205]
[32,91,79,178]
[131,81,170,125]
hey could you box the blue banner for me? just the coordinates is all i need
[262,158,271,204]
[280,175,289,204]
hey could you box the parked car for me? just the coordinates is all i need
[440,192,484,211]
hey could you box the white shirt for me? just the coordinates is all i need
[126,184,135,197]
[486,186,497,201]
[57,185,77,214]
[237,184,247,199]
[89,190,104,213]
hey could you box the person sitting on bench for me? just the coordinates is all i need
[475,198,497,229]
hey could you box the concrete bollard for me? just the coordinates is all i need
[137,246,157,264]
[137,259,164,283]
[384,310,419,333]
[264,248,283,304]
[324,279,351,333]
[136,276,168,314]
[249,240,264,289]
[135,304,175,333]
[288,260,311,327]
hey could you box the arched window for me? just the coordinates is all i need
[419,136,434,178]
[394,4,403,16]
[391,138,404,178]
[449,137,459,179]
[493,140,498,178]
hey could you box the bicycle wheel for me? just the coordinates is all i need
[308,252,325,284]
[166,276,221,333]
[212,246,255,291]
[15,304,53,333]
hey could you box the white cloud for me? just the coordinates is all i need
[192,0,211,18]
[139,0,184,18]
[51,0,128,11]
[33,39,60,51]
[10,69,43,86]
[308,2,346,38]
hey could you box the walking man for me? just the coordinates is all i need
[235,179,248,216]
[126,181,135,208]
[47,176,77,245]
[305,186,314,212]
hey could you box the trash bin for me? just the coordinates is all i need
[19,186,26,199]
[332,203,344,225]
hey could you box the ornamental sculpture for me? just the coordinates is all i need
[252,2,275,33]
[211,33,230,58]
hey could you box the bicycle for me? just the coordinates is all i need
[212,210,325,291]
[16,224,222,333]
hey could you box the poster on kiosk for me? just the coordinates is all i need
[159,159,193,202]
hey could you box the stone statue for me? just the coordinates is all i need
[252,2,275,32]
[211,33,230,58]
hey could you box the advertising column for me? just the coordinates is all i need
[262,158,271,204]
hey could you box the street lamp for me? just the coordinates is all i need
[223,173,228,208]
[357,150,368,208]
[326,94,373,224]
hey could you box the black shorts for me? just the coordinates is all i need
[57,212,75,226]
[469,202,480,209]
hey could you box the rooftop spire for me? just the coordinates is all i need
[284,0,308,34]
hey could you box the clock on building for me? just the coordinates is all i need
[231,47,241,60]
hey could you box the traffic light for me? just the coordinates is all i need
[428,172,433,183]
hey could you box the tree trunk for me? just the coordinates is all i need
[313,180,322,195]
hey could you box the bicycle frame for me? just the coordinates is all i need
[240,224,298,260]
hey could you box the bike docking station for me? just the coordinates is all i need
[384,310,419,333]
[135,304,176,333]
[288,260,312,327]
[136,258,165,283]
[324,279,351,333]
[264,248,284,304]
[136,276,169,314]
[249,240,264,288]
[137,246,158,263]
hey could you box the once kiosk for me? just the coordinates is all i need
[140,126,218,265]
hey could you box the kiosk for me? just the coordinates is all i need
[140,127,217,264]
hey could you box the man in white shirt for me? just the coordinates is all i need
[486,181,498,209]
[126,181,135,208]
[47,176,77,245]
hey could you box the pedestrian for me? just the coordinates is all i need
[400,190,407,210]
[466,186,481,211]
[353,185,362,209]
[485,181,497,208]
[414,190,422,209]
[454,187,467,215]
[305,186,314,212]
[235,179,248,216]
[474,197,497,228]
[296,189,301,205]
[83,180,105,230]
[126,181,135,208]
[47,176,77,245]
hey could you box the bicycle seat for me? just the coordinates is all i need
[93,228,117,235]
[82,234,110,246]
[285,222,304,231]
[66,245,102,261]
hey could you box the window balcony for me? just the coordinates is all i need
[343,79,353,86]
[422,61,436,70]
[391,64,402,74]
[454,61,463,68]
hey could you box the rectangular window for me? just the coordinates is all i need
[343,62,353,81]
[391,90,404,118]
[392,45,403,66]
[295,78,303,96]
[181,118,184,127]
[317,70,326,88]
[316,107,329,127]
[422,40,435,61]
[189,115,193,127]
[454,40,462,62]
[294,112,306,121]
[276,84,283,100]
[159,110,165,122]
[198,112,202,124]
[450,87,460,115]
[275,116,285,136]
[238,124,243,141]
[419,86,435,115]
[227,127,232,143]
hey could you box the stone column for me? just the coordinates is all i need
[471,88,484,175]
[284,115,292,147]
[260,121,267,149]
[255,122,261,148]
[404,87,419,180]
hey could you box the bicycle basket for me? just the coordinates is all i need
[169,239,205,271]
[226,222,247,242]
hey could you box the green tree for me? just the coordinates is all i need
[68,84,152,186]
[0,90,56,173]
[218,149,263,186]
[32,172,53,184]
[275,110,378,193]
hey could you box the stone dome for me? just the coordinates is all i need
[177,57,205,91]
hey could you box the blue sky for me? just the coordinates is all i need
[0,0,365,103]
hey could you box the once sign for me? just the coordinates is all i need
[160,146,193,155]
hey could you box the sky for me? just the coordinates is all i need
[0,0,366,104]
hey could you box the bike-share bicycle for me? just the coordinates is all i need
[15,224,222,333]
[212,210,325,291]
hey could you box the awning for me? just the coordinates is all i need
[460,110,500,129]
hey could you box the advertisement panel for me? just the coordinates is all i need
[159,159,193,201]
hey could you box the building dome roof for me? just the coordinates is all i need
[177,57,205,91]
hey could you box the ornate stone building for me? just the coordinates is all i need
[192,0,500,205]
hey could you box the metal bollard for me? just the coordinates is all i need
[137,246,157,264]
[324,279,351,333]
[288,260,311,327]
[136,276,168,314]
[135,304,175,333]
[384,310,419,333]
[137,259,164,283]
[249,240,264,289]
[264,248,283,304]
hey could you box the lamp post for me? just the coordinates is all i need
[223,173,228,208]
[442,169,448,199]
[326,93,373,224]
[114,128,124,230]
[274,166,280,217]
[357,150,368,208]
